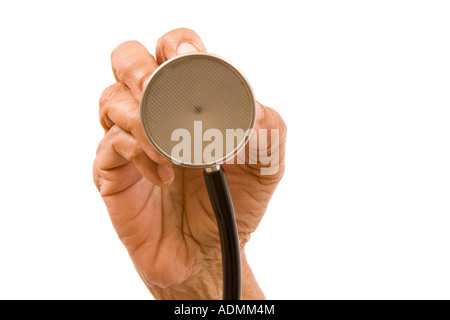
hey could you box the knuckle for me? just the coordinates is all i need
[111,41,148,81]
[92,157,103,192]
[108,126,140,161]
[95,130,112,156]
[93,169,102,192]
[128,110,141,133]
[99,83,130,129]
[128,143,142,162]
[99,83,122,108]
[108,124,122,136]
[111,41,143,62]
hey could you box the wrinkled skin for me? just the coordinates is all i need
[93,28,286,299]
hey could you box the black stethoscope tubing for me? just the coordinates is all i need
[203,166,241,300]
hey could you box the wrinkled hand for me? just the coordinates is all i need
[93,28,286,299]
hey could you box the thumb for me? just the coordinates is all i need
[246,101,287,177]
[155,27,206,65]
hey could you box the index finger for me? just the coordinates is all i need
[111,40,159,100]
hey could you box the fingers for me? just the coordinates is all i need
[99,82,139,132]
[111,40,159,100]
[155,28,206,65]
[99,82,171,166]
[94,125,174,195]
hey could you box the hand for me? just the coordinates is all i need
[93,28,287,300]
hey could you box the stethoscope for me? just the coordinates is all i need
[139,53,256,300]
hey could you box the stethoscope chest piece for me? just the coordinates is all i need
[140,53,256,300]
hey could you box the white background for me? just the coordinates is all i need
[0,0,449,300]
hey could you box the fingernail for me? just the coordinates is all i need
[157,164,174,184]
[256,103,265,121]
[177,42,198,55]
